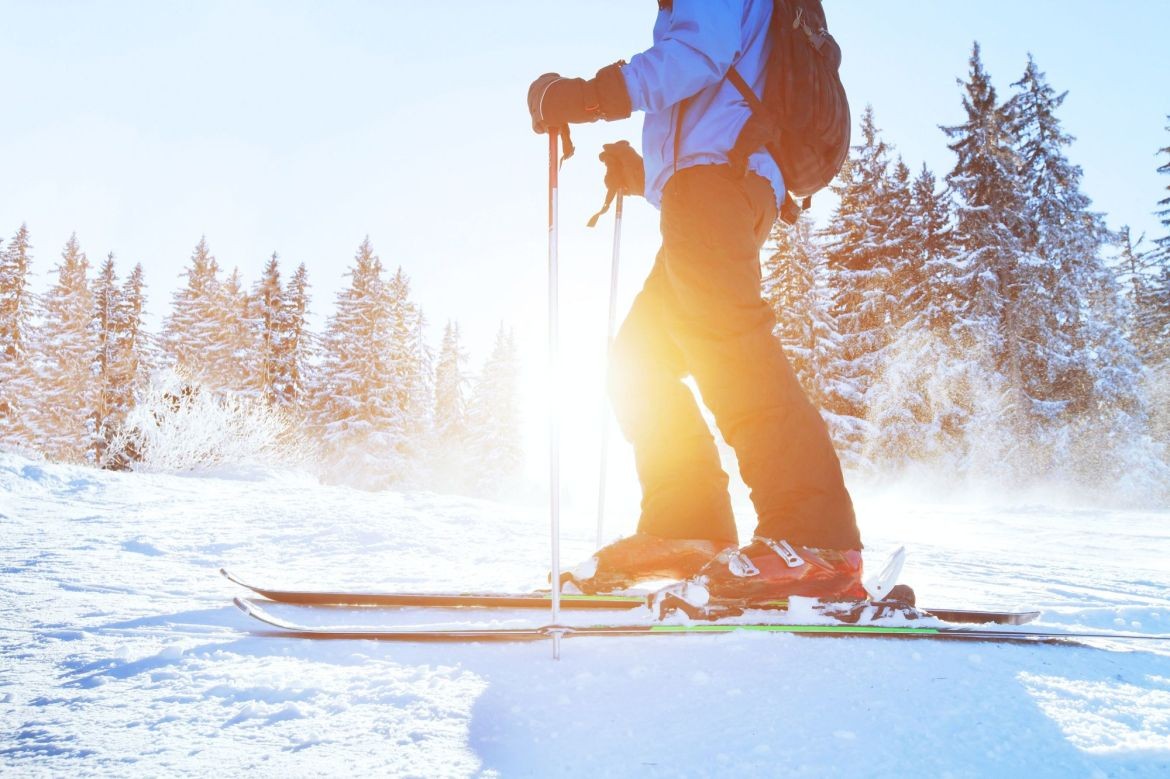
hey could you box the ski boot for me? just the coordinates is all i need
[560,533,732,595]
[651,537,872,620]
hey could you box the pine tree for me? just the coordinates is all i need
[1006,54,1115,418]
[90,256,151,468]
[940,43,1030,448]
[384,266,432,466]
[217,267,254,394]
[163,239,255,393]
[312,238,408,487]
[1115,227,1165,365]
[882,157,917,332]
[428,320,470,490]
[762,218,866,467]
[109,263,151,467]
[28,234,96,461]
[433,320,468,445]
[466,324,522,494]
[1155,115,1170,264]
[818,106,900,461]
[1146,117,1170,364]
[91,253,121,463]
[0,224,33,363]
[279,263,313,408]
[164,237,224,386]
[863,162,965,470]
[904,164,957,335]
[0,224,35,433]
[251,253,286,405]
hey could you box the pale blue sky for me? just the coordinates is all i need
[3,1,1169,516]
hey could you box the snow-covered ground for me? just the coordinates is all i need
[2,451,1169,777]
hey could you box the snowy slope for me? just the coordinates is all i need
[2,451,1169,777]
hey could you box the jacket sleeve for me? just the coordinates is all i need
[621,0,744,114]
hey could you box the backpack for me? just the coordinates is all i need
[727,0,851,224]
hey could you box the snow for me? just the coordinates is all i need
[3,451,1170,776]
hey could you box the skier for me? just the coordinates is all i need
[527,0,864,606]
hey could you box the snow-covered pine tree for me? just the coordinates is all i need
[1069,238,1158,490]
[1006,55,1109,420]
[1156,115,1170,258]
[216,267,255,394]
[0,224,35,437]
[91,253,122,464]
[250,253,286,405]
[1007,55,1152,487]
[163,240,251,394]
[279,263,313,408]
[384,266,432,471]
[101,262,152,468]
[0,225,33,364]
[312,238,408,488]
[27,234,96,461]
[466,324,522,495]
[865,162,971,469]
[761,217,864,465]
[429,320,470,490]
[763,217,822,402]
[882,157,917,330]
[163,238,224,387]
[1138,117,1170,466]
[904,164,957,335]
[818,106,900,464]
[1146,116,1170,364]
[940,43,1031,471]
[1116,227,1158,360]
[433,320,468,446]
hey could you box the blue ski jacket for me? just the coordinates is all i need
[621,0,784,211]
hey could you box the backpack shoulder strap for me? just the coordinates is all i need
[728,66,801,224]
[727,66,765,114]
[725,66,777,176]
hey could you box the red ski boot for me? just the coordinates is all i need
[652,537,867,616]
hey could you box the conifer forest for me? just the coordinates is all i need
[1,46,1168,503]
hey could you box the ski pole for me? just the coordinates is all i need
[547,129,562,660]
[596,193,623,549]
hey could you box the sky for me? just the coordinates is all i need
[2,0,1169,514]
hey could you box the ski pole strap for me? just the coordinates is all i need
[587,187,617,228]
[559,126,575,166]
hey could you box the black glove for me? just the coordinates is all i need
[527,62,632,134]
[588,140,645,227]
[599,141,644,197]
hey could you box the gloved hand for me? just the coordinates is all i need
[527,62,632,134]
[587,140,645,227]
[599,141,644,197]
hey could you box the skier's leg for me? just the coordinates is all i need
[659,165,860,550]
[608,253,738,545]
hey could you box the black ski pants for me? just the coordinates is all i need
[608,164,861,550]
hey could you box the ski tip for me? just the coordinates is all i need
[221,568,248,588]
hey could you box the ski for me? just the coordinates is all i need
[232,597,1162,645]
[221,568,644,610]
[221,568,1039,625]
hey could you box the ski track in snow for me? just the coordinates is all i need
[1,452,1169,777]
